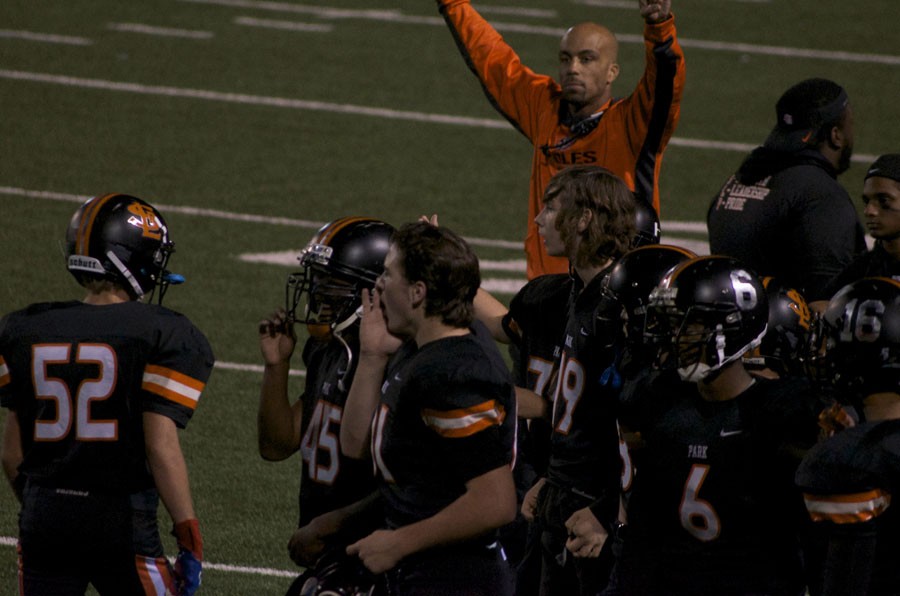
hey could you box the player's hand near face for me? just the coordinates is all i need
[639,0,671,23]
[358,288,402,359]
[565,507,608,558]
[259,308,296,365]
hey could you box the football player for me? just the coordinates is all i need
[256,217,394,594]
[339,222,518,595]
[796,277,900,596]
[615,255,824,595]
[528,166,641,596]
[599,243,697,474]
[0,194,213,595]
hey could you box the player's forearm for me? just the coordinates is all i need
[516,386,548,419]
[257,361,300,460]
[391,465,516,557]
[437,0,545,138]
[340,354,387,458]
[144,412,196,524]
[474,288,510,343]
[314,491,382,536]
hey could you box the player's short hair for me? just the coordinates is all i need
[544,165,636,269]
[391,221,480,328]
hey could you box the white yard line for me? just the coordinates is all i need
[106,23,215,39]
[0,535,298,578]
[0,69,880,165]
[0,29,92,45]
[233,16,333,33]
[0,186,527,250]
[176,0,900,66]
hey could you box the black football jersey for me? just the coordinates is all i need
[505,273,572,398]
[0,300,213,494]
[296,334,375,527]
[546,269,629,512]
[505,273,572,479]
[620,373,820,595]
[796,419,900,595]
[370,330,516,534]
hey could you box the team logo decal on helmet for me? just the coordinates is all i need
[646,255,768,382]
[743,277,812,376]
[65,193,180,303]
[125,201,165,240]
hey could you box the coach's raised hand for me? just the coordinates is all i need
[639,0,672,23]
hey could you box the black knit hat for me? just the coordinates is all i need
[865,154,900,184]
[764,78,849,153]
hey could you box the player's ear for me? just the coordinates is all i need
[607,62,620,85]
[576,208,593,233]
[827,124,845,151]
[409,280,427,309]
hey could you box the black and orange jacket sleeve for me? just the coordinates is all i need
[438,0,686,279]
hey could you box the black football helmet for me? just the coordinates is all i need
[631,196,661,248]
[812,277,900,402]
[65,193,178,303]
[286,217,394,337]
[646,255,768,382]
[285,550,377,596]
[602,244,697,345]
[743,277,813,376]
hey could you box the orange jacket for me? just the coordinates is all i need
[439,0,686,278]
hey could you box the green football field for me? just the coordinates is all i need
[1,0,898,592]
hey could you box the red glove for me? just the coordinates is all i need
[172,519,203,596]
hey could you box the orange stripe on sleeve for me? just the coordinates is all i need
[136,555,174,595]
[421,400,506,438]
[144,365,206,392]
[803,489,891,524]
[142,364,206,410]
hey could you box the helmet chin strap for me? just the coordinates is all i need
[677,325,727,383]
[332,305,363,392]
[106,250,144,298]
[679,324,768,383]
[715,326,727,366]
